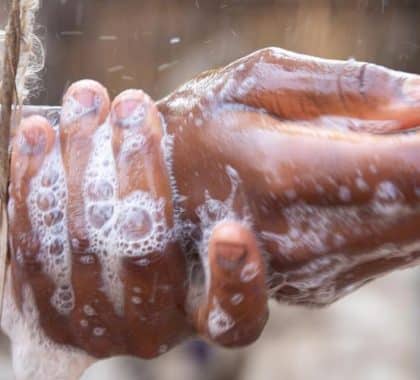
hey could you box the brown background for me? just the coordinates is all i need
[2,0,420,104]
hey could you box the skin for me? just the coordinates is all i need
[3,47,420,378]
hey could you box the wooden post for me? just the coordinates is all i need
[0,0,21,319]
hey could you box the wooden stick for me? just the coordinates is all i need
[0,205,7,316]
[0,0,21,320]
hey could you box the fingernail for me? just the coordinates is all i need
[19,126,48,156]
[403,76,420,102]
[215,243,247,271]
[112,99,147,129]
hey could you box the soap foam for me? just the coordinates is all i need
[60,95,101,125]
[194,166,253,296]
[268,239,420,306]
[27,132,74,315]
[207,298,235,338]
[0,268,95,380]
[83,120,171,315]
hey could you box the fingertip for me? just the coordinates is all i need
[110,89,163,192]
[113,89,152,106]
[11,116,55,202]
[61,79,110,126]
[213,242,247,273]
[110,89,158,131]
[209,221,262,278]
[192,221,268,347]
[16,115,55,156]
[211,220,258,247]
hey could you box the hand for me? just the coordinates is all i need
[158,47,420,306]
[6,48,420,363]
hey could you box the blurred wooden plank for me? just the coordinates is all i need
[0,202,7,320]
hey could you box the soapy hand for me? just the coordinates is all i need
[5,48,420,371]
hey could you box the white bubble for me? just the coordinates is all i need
[79,255,95,265]
[132,287,141,294]
[375,181,401,201]
[369,164,377,174]
[338,186,351,202]
[131,296,142,305]
[93,327,106,337]
[27,138,74,315]
[372,181,405,216]
[207,300,235,338]
[285,189,297,200]
[83,305,96,317]
[355,177,369,191]
[230,293,244,305]
[240,262,259,282]
[135,258,150,266]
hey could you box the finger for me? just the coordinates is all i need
[111,89,166,197]
[192,221,268,347]
[309,116,414,134]
[271,246,420,307]
[222,47,420,132]
[199,110,420,268]
[9,116,72,342]
[10,116,55,269]
[109,89,188,357]
[206,110,420,205]
[11,116,55,202]
[60,80,125,355]
[335,249,420,297]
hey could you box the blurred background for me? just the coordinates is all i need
[1,0,420,379]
